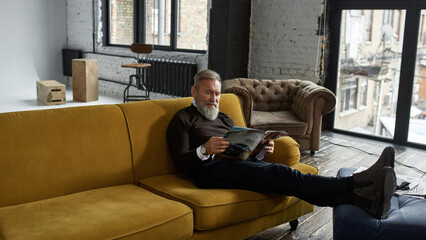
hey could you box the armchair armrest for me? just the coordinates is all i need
[290,81,336,134]
[264,136,301,166]
[222,79,254,126]
[290,81,336,120]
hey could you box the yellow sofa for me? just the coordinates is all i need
[0,94,317,240]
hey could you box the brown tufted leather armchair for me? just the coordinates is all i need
[222,78,336,153]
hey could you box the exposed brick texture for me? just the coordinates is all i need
[249,0,325,82]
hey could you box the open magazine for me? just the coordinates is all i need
[216,127,288,161]
[355,167,426,199]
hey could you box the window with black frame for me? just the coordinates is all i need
[103,0,208,52]
[328,0,426,149]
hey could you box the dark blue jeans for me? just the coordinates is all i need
[193,158,354,207]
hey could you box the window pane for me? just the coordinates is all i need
[176,0,208,50]
[360,78,368,107]
[364,10,372,42]
[334,9,405,137]
[110,0,134,45]
[408,9,426,145]
[146,0,172,47]
[340,77,358,113]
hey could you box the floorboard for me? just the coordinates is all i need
[246,130,426,240]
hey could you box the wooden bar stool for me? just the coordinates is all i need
[122,43,153,103]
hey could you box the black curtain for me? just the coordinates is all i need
[208,0,251,80]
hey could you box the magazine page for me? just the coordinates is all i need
[216,127,265,161]
[250,130,289,159]
[216,127,288,161]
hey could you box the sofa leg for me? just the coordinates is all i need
[310,150,315,155]
[289,219,299,231]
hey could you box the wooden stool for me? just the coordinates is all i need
[122,43,153,103]
[122,63,151,102]
[72,59,98,102]
[36,80,66,105]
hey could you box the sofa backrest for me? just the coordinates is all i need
[0,105,134,207]
[0,94,246,206]
[119,94,246,181]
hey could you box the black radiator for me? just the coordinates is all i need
[62,49,83,76]
[62,49,197,97]
[143,58,197,97]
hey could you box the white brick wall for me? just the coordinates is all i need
[66,0,208,99]
[67,0,94,51]
[249,0,325,83]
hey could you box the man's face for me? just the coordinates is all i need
[191,78,221,120]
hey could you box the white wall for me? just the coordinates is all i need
[249,0,325,83]
[0,0,67,98]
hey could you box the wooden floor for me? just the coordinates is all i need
[247,130,426,240]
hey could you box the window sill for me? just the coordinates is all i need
[339,109,357,117]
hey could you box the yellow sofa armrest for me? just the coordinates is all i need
[264,136,300,166]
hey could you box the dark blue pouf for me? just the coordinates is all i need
[333,168,426,240]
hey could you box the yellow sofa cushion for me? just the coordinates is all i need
[189,199,314,240]
[0,185,193,240]
[0,105,133,207]
[140,162,317,231]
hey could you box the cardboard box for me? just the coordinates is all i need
[36,80,66,105]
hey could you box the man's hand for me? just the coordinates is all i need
[204,137,230,154]
[264,140,275,158]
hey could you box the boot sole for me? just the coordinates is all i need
[376,167,396,219]
[386,146,395,169]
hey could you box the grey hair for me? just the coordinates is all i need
[193,69,221,87]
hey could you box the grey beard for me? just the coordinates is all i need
[195,100,219,120]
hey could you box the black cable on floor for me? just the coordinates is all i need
[321,139,426,177]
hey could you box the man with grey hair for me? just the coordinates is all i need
[167,69,396,220]
[192,69,222,120]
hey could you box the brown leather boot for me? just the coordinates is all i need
[353,146,395,187]
[353,167,396,219]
